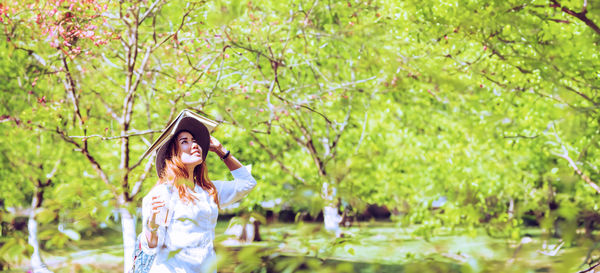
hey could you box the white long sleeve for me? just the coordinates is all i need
[213,165,257,208]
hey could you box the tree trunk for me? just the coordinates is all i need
[120,206,136,273]
[28,191,53,273]
[322,182,342,237]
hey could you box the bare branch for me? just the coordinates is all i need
[55,127,115,195]
[139,0,162,24]
[183,54,219,93]
[151,7,195,52]
[129,143,155,172]
[550,0,600,35]
[326,101,352,165]
[228,40,286,68]
[68,129,163,140]
[578,261,600,273]
[272,93,332,124]
[279,122,306,147]
[324,76,377,92]
[61,57,84,125]
[42,159,62,187]
[288,113,327,176]
[354,111,368,154]
[551,124,600,194]
[503,134,539,139]
[90,89,123,123]
[225,111,306,184]
[129,153,155,198]
[129,46,152,96]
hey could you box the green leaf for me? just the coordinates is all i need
[167,248,182,260]
[347,247,355,255]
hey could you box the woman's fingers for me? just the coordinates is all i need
[209,136,222,152]
[151,200,165,206]
[151,203,165,210]
[150,200,166,216]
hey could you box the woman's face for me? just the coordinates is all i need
[176,131,203,168]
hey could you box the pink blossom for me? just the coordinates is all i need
[82,30,95,38]
[176,75,186,85]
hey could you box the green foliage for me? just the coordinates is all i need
[1,0,600,268]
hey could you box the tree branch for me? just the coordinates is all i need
[224,111,306,184]
[41,159,61,187]
[550,0,600,35]
[90,89,123,124]
[354,110,368,154]
[551,125,600,194]
[68,129,163,140]
[578,261,600,273]
[55,127,116,195]
[228,39,286,68]
[325,101,352,166]
[129,153,155,199]
[139,0,163,25]
[61,56,84,126]
[288,113,327,176]
[150,6,195,52]
[272,93,333,124]
[503,134,540,139]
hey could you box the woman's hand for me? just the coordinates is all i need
[209,136,227,158]
[210,136,242,169]
[148,196,166,231]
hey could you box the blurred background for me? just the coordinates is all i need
[1,0,599,272]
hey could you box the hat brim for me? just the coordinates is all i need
[155,117,210,178]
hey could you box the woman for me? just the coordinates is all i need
[139,116,256,273]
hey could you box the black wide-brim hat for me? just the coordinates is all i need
[155,117,210,178]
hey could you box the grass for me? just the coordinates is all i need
[6,221,599,272]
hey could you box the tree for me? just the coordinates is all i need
[1,0,599,269]
[189,0,392,234]
[1,0,217,270]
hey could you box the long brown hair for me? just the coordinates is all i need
[158,131,219,207]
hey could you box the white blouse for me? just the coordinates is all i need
[140,166,257,273]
